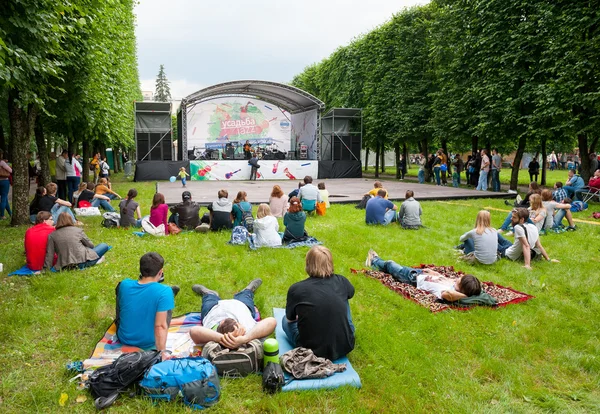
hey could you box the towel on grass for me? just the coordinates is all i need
[352,265,534,313]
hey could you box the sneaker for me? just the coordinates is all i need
[505,231,513,237]
[454,244,465,250]
[191,284,219,297]
[195,223,210,233]
[504,200,511,206]
[566,226,577,231]
[171,285,181,296]
[96,256,106,264]
[244,278,263,293]
[365,249,377,267]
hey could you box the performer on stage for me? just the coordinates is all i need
[244,140,252,159]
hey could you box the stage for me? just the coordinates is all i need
[157,177,510,206]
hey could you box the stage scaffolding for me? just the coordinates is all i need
[320,108,363,161]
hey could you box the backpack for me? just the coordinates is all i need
[240,205,254,233]
[229,226,250,245]
[88,350,161,408]
[201,339,263,377]
[262,362,285,394]
[355,195,370,210]
[139,357,221,410]
[102,212,120,228]
[570,201,588,212]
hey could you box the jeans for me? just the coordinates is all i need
[476,170,489,191]
[418,170,425,184]
[563,186,583,199]
[433,166,441,185]
[182,177,187,186]
[383,209,397,225]
[30,214,37,224]
[371,256,422,285]
[51,204,76,224]
[0,179,11,218]
[91,198,115,212]
[497,234,513,257]
[106,193,118,200]
[554,209,566,227]
[281,303,355,349]
[57,180,68,201]
[200,289,256,323]
[491,169,501,192]
[78,243,110,269]
[168,213,179,226]
[250,166,258,181]
[67,176,80,204]
[573,189,592,201]
[463,238,475,254]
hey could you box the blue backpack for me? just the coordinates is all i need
[570,201,588,212]
[139,357,220,410]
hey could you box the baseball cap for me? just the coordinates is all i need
[182,191,191,200]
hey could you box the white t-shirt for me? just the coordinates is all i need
[253,215,282,247]
[101,161,110,175]
[505,223,541,261]
[202,299,257,333]
[416,274,456,299]
[528,208,546,232]
[542,201,557,229]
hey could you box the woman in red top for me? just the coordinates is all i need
[24,211,56,271]
[149,192,169,235]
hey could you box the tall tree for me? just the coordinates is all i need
[155,64,171,102]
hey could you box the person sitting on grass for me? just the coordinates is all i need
[297,175,322,213]
[318,182,330,208]
[189,279,276,349]
[232,191,253,228]
[168,190,200,230]
[365,189,397,225]
[252,203,282,248]
[283,197,308,243]
[95,177,121,200]
[574,168,600,201]
[365,249,482,302]
[29,186,46,223]
[206,189,233,232]
[527,194,547,234]
[44,212,110,270]
[540,189,575,232]
[496,208,558,270]
[398,190,422,229]
[119,188,143,228]
[288,181,304,202]
[38,182,80,225]
[552,181,568,203]
[269,185,288,218]
[456,210,498,264]
[25,211,56,272]
[115,252,178,359]
[283,246,355,361]
[365,181,388,199]
[77,182,115,212]
[499,182,541,233]
[149,192,169,235]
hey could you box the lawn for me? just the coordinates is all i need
[0,174,598,413]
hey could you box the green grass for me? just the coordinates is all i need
[0,174,599,413]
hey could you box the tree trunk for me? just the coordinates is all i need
[394,142,401,179]
[8,91,37,226]
[540,137,547,186]
[441,139,447,156]
[578,134,591,182]
[403,142,409,174]
[114,149,122,173]
[82,139,90,183]
[34,118,51,187]
[420,138,428,156]
[364,148,369,172]
[589,136,598,154]
[375,142,380,178]
[0,123,7,158]
[471,135,479,156]
[380,143,385,173]
[510,135,527,191]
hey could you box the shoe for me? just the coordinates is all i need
[454,244,465,250]
[195,223,210,233]
[171,285,181,296]
[192,284,219,297]
[566,226,577,231]
[504,200,511,206]
[244,278,262,293]
[505,231,513,237]
[96,256,106,264]
[365,249,377,267]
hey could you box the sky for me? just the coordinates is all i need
[136,0,428,100]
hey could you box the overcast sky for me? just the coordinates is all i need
[136,0,428,100]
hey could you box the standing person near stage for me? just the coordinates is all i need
[99,157,110,179]
[528,155,540,183]
[55,150,68,201]
[491,149,502,192]
[476,149,491,191]
[243,140,252,160]
[90,153,101,183]
[269,185,288,218]
[248,153,260,181]
[417,153,426,184]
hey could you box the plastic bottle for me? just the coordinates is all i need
[263,338,279,367]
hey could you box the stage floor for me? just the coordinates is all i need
[157,178,510,206]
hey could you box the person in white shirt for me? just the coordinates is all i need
[497,208,557,269]
[252,204,282,248]
[189,279,276,349]
[297,175,322,212]
[365,250,483,302]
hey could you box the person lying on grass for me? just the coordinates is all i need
[189,278,276,349]
[365,249,482,302]
[115,252,179,360]
[497,207,559,270]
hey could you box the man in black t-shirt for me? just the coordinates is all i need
[283,246,355,361]
[38,182,77,224]
[169,191,200,230]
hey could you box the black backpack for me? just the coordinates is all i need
[262,362,285,394]
[101,212,120,228]
[241,205,254,233]
[88,350,162,409]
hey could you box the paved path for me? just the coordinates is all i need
[157,178,511,206]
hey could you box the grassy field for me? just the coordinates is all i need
[366,166,575,188]
[0,174,598,413]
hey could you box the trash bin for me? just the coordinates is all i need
[124,161,133,177]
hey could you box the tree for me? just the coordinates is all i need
[155,64,171,102]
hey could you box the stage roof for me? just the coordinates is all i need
[181,80,325,114]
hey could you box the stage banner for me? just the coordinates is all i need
[186,97,291,154]
[190,160,318,181]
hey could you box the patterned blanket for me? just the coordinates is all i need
[352,265,534,313]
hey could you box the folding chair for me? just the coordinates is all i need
[579,187,600,203]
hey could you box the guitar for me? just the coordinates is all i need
[272,161,281,174]
[197,163,218,177]
[284,168,296,180]
[225,169,241,179]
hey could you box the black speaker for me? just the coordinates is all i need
[333,136,360,161]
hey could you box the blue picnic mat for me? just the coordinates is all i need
[273,308,361,391]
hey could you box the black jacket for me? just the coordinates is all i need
[170,200,200,229]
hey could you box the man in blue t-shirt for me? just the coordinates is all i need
[365,189,397,225]
[116,252,177,357]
